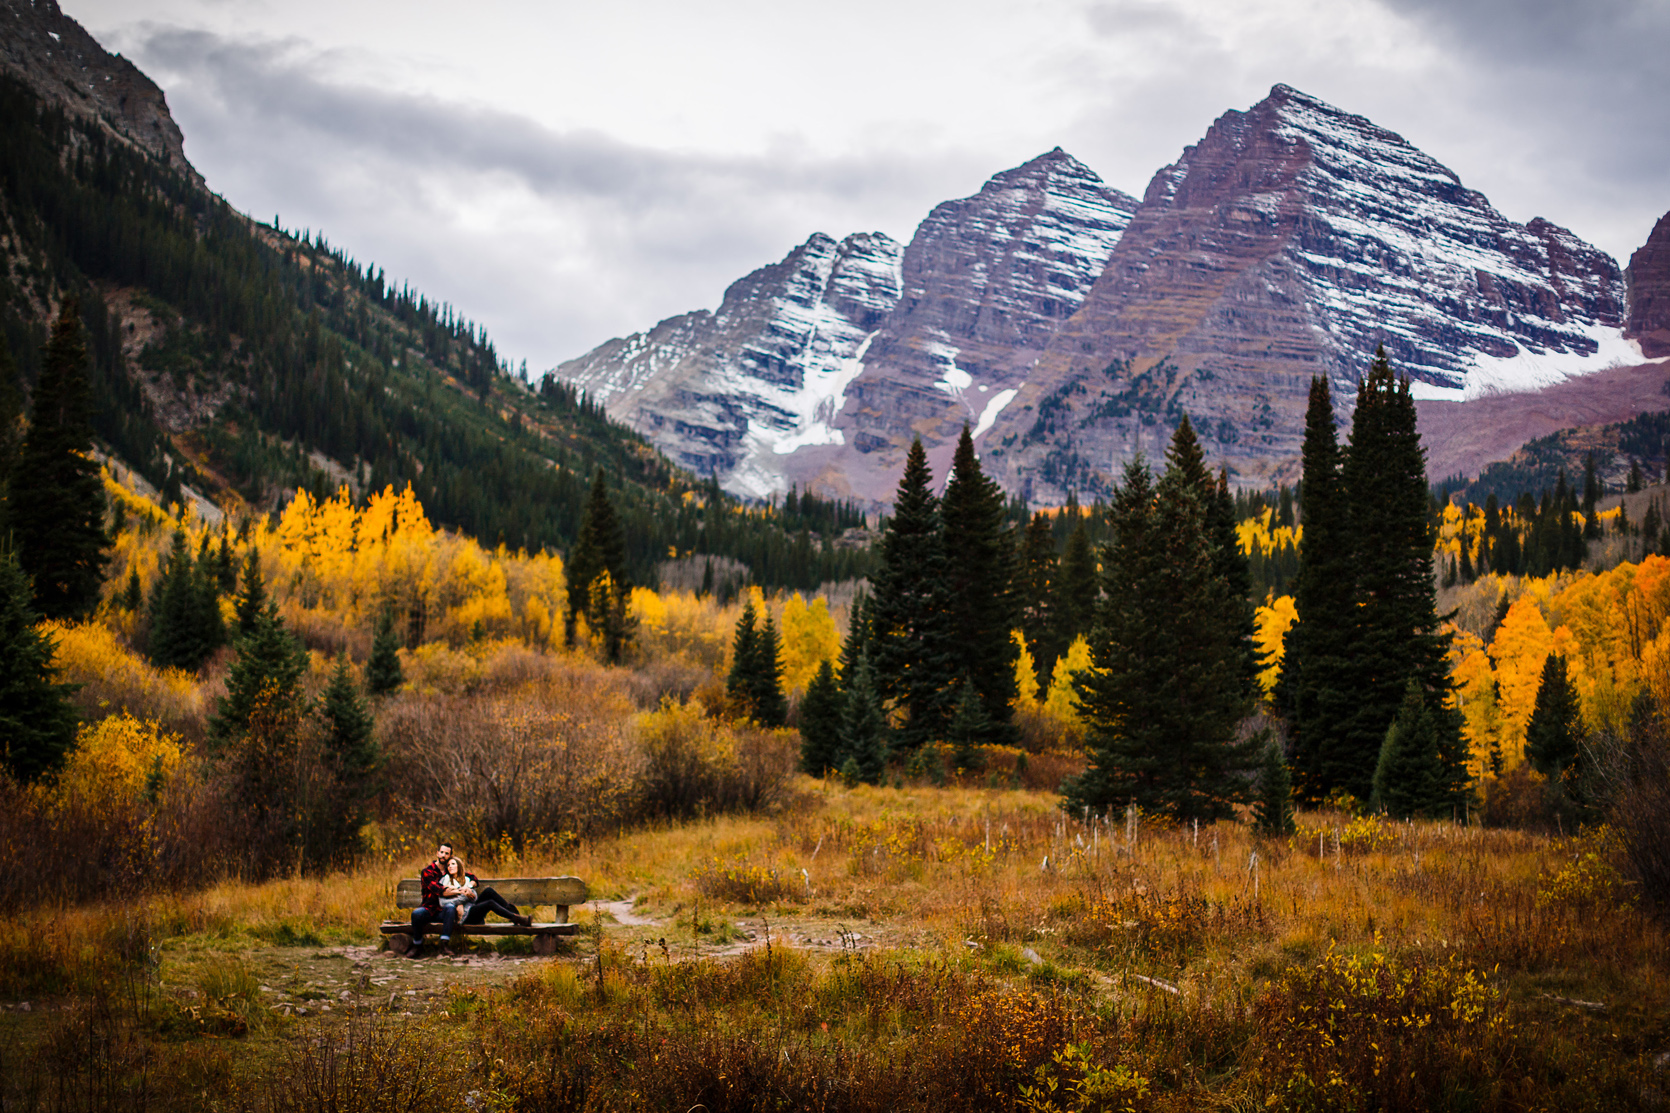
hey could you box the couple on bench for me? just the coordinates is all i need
[401,839,532,957]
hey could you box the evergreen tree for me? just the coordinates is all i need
[840,651,888,785]
[1253,733,1296,836]
[1524,653,1582,779]
[1582,452,1602,540]
[1063,457,1256,821]
[209,602,309,750]
[0,334,22,532]
[11,299,108,619]
[940,428,1019,746]
[320,650,379,780]
[1372,680,1444,819]
[1333,350,1462,805]
[1281,376,1358,803]
[1054,521,1097,647]
[868,439,955,749]
[215,534,239,594]
[1017,511,1062,682]
[838,592,871,687]
[727,598,761,716]
[1628,457,1644,494]
[0,545,78,783]
[366,607,405,695]
[947,677,990,773]
[120,566,143,612]
[751,610,787,728]
[798,659,844,776]
[234,547,267,636]
[148,530,221,670]
[566,469,630,651]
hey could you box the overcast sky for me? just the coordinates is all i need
[69,0,1670,375]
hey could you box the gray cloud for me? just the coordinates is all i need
[124,28,990,367]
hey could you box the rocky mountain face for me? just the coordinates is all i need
[565,85,1636,503]
[1,0,197,181]
[561,150,1138,498]
[1627,211,1670,358]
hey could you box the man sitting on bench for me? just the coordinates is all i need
[403,839,456,957]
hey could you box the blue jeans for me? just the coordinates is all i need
[409,904,458,941]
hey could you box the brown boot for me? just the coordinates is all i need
[513,913,532,927]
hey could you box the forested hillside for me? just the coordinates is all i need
[0,73,871,591]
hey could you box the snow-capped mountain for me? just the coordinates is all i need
[562,86,1638,502]
[985,84,1631,499]
[559,149,1138,499]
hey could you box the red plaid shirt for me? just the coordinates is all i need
[419,860,445,911]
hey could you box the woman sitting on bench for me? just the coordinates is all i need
[443,856,532,927]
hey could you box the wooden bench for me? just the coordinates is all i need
[381,876,588,956]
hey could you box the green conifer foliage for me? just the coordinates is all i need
[320,650,378,780]
[838,593,871,687]
[727,598,760,715]
[11,299,108,619]
[1017,512,1062,683]
[947,678,991,773]
[0,545,78,782]
[798,659,844,776]
[869,439,954,749]
[1253,734,1296,836]
[120,566,142,612]
[941,428,1019,745]
[566,469,630,651]
[1054,521,1097,646]
[366,607,405,695]
[234,548,267,636]
[1282,376,1358,803]
[1525,653,1582,778]
[1336,350,1463,806]
[840,652,888,785]
[1064,456,1255,821]
[1372,681,1444,819]
[147,529,222,670]
[209,602,309,750]
[751,611,787,728]
[0,333,22,531]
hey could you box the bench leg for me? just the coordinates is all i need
[554,904,569,925]
[533,934,559,956]
[386,933,411,955]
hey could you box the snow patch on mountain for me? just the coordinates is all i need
[1409,326,1662,401]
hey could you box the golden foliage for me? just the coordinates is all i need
[1043,636,1093,728]
[1013,629,1040,710]
[56,713,186,807]
[778,593,840,693]
[1253,594,1297,696]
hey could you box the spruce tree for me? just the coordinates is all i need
[1372,680,1443,819]
[838,592,871,687]
[1525,653,1581,779]
[566,469,629,650]
[1063,456,1256,821]
[11,299,108,619]
[0,334,22,532]
[1054,521,1097,646]
[727,599,761,717]
[147,530,222,670]
[1281,376,1357,803]
[798,659,844,776]
[209,602,309,750]
[947,678,990,773]
[1017,511,1062,683]
[940,428,1019,746]
[868,439,955,749]
[1582,452,1602,540]
[366,607,405,695]
[234,547,267,636]
[121,567,143,611]
[0,545,79,783]
[1253,733,1296,836]
[750,610,787,728]
[1335,350,1462,805]
[840,651,888,785]
[320,650,378,781]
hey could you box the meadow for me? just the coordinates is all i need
[2,781,1663,1111]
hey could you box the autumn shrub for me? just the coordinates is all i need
[44,619,210,742]
[694,857,802,905]
[634,699,799,819]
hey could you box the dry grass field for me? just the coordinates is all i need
[2,780,1664,1111]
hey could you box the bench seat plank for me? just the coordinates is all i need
[394,876,586,910]
[379,920,580,937]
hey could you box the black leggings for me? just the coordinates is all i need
[462,887,522,924]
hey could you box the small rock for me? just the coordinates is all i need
[1021,948,1043,966]
[295,1007,309,1016]
[18,1002,31,1013]
[338,990,352,1001]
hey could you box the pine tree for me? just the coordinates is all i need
[1524,653,1581,779]
[0,545,79,782]
[1281,376,1357,803]
[798,659,844,775]
[1334,350,1462,805]
[1017,511,1062,683]
[1253,733,1295,836]
[1054,521,1097,647]
[940,428,1019,746]
[727,598,761,715]
[1582,452,1602,540]
[320,650,378,780]
[1372,681,1444,819]
[148,530,221,670]
[209,602,309,750]
[120,566,143,611]
[234,548,267,636]
[566,469,629,650]
[868,439,955,749]
[750,610,787,728]
[1628,457,1644,494]
[1063,456,1256,821]
[838,593,871,687]
[11,299,108,619]
[947,678,990,773]
[366,607,405,695]
[840,652,888,785]
[0,334,23,533]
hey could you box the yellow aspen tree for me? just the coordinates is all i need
[1252,594,1298,696]
[778,593,839,693]
[1012,629,1039,710]
[1043,634,1093,727]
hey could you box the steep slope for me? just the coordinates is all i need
[984,84,1630,500]
[0,4,871,590]
[561,149,1138,499]
[1627,211,1670,358]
